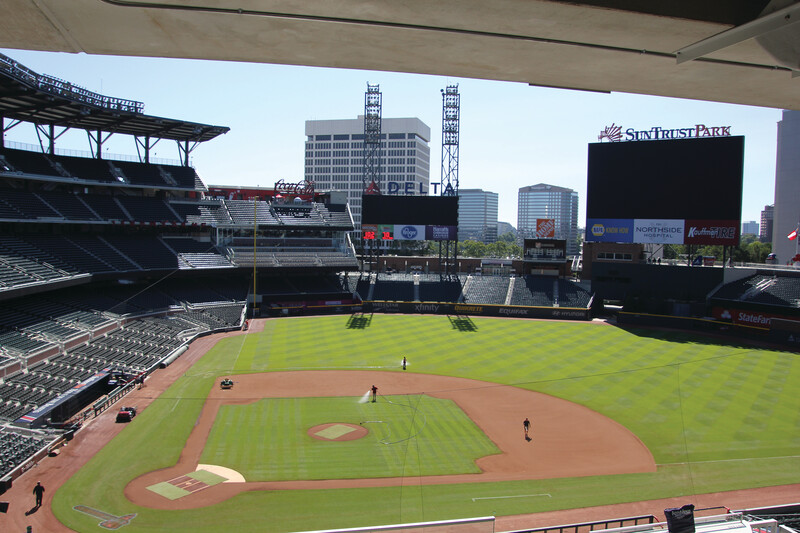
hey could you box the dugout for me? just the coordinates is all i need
[15,369,114,428]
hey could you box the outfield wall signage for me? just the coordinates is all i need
[713,307,781,328]
[364,301,590,320]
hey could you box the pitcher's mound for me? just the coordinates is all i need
[309,423,368,441]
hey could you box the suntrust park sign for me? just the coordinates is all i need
[598,123,732,142]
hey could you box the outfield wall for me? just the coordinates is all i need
[365,301,590,320]
[265,301,590,320]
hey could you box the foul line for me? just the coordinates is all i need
[472,493,551,501]
[659,454,800,467]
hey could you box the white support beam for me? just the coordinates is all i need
[675,2,800,64]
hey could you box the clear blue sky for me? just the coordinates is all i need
[1,48,783,228]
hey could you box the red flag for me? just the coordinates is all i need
[788,230,798,240]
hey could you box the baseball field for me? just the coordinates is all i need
[50,314,800,532]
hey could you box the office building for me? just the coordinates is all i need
[497,221,516,239]
[304,116,430,231]
[517,183,579,256]
[741,221,759,236]
[772,110,800,262]
[458,189,499,243]
[760,205,774,243]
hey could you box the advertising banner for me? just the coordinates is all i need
[585,218,634,243]
[712,307,780,328]
[536,218,556,238]
[633,219,685,244]
[426,225,457,241]
[393,225,426,241]
[684,220,739,245]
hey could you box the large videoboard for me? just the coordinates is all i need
[586,136,744,246]
[361,195,458,241]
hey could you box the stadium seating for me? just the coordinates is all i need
[115,196,181,223]
[510,276,557,307]
[418,279,463,302]
[712,273,800,309]
[372,274,415,301]
[0,429,51,478]
[463,276,511,305]
[556,279,593,307]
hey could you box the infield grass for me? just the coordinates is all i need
[53,315,800,533]
[201,395,499,480]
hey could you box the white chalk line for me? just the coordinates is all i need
[658,454,800,467]
[472,493,551,502]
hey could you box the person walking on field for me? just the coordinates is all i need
[402,356,407,370]
[523,417,531,440]
[33,481,45,507]
[371,384,378,403]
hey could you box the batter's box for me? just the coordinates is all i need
[147,469,227,500]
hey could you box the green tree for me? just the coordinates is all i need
[459,240,486,258]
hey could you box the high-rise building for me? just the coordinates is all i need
[458,189,498,243]
[304,116,431,231]
[772,110,800,262]
[760,205,774,243]
[517,183,579,256]
[497,221,516,239]
[741,221,759,236]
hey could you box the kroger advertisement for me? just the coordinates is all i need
[363,224,457,241]
[587,218,739,245]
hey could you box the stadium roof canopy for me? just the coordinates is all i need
[0,53,228,143]
[1,0,799,110]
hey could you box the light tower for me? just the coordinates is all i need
[440,85,460,197]
[440,85,460,277]
[362,83,383,195]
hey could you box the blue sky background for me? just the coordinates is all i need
[0,48,783,228]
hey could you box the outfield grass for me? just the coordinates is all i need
[200,395,500,480]
[53,315,800,533]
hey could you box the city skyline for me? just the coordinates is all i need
[0,48,783,227]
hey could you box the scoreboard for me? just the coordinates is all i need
[361,195,459,242]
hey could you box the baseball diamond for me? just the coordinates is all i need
[4,315,799,532]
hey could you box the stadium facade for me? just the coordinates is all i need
[772,110,800,263]
[458,188,499,243]
[304,116,431,232]
[517,183,579,256]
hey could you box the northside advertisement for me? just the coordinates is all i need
[587,218,739,245]
[585,135,744,246]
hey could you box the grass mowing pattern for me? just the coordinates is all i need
[200,395,499,481]
[53,315,800,533]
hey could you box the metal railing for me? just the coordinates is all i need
[0,52,144,114]
[504,515,658,533]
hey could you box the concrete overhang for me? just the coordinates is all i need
[1,0,798,109]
